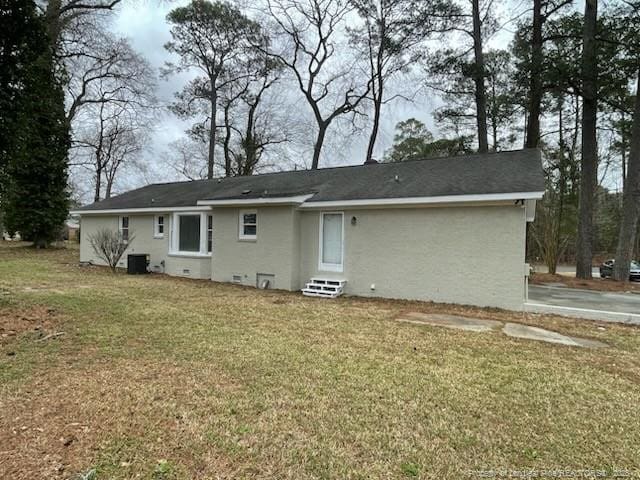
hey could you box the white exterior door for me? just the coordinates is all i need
[319,212,344,272]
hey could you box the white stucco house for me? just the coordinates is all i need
[71,149,544,310]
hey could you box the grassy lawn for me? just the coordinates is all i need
[1,243,639,479]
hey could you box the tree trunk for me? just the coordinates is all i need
[490,76,498,150]
[94,168,101,202]
[244,102,258,174]
[613,71,640,281]
[552,94,566,275]
[471,0,489,153]
[525,0,543,149]
[365,37,385,163]
[621,111,627,185]
[575,0,598,279]
[223,102,232,177]
[311,123,327,170]
[208,88,217,180]
[105,174,114,199]
[366,89,382,163]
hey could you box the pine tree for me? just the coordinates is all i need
[3,1,70,247]
[1,0,48,229]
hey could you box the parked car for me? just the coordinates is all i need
[599,259,640,281]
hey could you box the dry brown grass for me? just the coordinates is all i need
[1,243,639,479]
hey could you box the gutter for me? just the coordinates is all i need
[196,194,315,207]
[298,191,545,209]
[70,205,211,215]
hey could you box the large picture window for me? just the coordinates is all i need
[170,212,212,256]
[178,215,201,252]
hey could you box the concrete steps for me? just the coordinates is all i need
[302,278,346,298]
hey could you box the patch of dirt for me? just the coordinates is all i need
[530,273,640,293]
[0,306,60,344]
[0,358,239,479]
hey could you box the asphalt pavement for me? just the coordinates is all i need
[528,284,640,323]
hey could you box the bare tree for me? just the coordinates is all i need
[263,0,371,169]
[350,0,458,163]
[216,56,289,176]
[88,227,135,272]
[164,0,265,179]
[101,119,146,200]
[65,34,154,125]
[531,192,570,274]
[43,0,126,52]
[237,76,288,175]
[69,39,156,202]
[218,79,252,176]
[165,138,210,181]
[72,101,151,201]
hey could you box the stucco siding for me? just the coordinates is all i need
[210,206,298,289]
[80,203,527,309]
[79,214,211,279]
[298,205,526,310]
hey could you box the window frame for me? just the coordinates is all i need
[238,209,257,241]
[154,215,165,238]
[119,216,129,243]
[318,211,344,273]
[207,214,213,253]
[169,212,211,257]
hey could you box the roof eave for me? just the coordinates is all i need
[72,191,544,214]
[299,191,544,209]
[70,205,211,215]
[197,194,315,207]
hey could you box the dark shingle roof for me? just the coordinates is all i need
[76,149,544,211]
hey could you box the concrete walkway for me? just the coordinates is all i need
[528,285,640,324]
[395,313,607,348]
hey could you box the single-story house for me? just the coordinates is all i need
[72,149,544,310]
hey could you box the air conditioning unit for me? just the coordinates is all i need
[127,254,149,274]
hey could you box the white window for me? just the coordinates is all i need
[169,212,212,256]
[154,215,164,238]
[319,212,344,272]
[119,216,129,242]
[207,215,213,253]
[239,210,257,240]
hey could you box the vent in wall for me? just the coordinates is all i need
[232,275,242,284]
[182,269,191,276]
[256,273,275,289]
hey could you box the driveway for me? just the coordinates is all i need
[533,264,600,278]
[528,284,640,324]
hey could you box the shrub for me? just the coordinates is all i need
[88,228,135,272]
